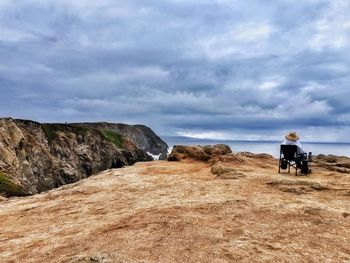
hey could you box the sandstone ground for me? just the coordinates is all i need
[0,157,350,263]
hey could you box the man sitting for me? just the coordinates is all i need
[281,131,311,175]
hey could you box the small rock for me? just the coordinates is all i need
[211,162,246,179]
[167,152,184,161]
[304,207,322,215]
[211,162,234,175]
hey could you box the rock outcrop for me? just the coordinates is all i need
[314,154,350,173]
[0,118,153,197]
[72,122,168,160]
[168,144,232,162]
[168,145,277,180]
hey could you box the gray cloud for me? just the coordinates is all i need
[0,0,350,141]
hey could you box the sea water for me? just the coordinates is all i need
[164,137,350,158]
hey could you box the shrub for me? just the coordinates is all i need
[0,171,28,197]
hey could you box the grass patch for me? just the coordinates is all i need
[102,129,124,148]
[71,125,90,134]
[0,171,28,197]
[42,124,57,143]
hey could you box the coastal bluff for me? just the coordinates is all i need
[0,145,349,262]
[73,122,168,160]
[0,118,167,196]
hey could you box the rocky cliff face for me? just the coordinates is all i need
[72,122,168,159]
[0,118,153,197]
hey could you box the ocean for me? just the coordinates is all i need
[163,137,350,158]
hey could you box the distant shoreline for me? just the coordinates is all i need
[163,136,350,145]
[163,137,350,158]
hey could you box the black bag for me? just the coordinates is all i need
[280,160,288,170]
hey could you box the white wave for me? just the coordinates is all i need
[147,152,161,160]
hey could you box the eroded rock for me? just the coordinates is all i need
[237,152,274,159]
[209,153,245,165]
[315,154,350,173]
[267,179,330,194]
[168,144,232,162]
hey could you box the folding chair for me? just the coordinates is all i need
[278,145,299,176]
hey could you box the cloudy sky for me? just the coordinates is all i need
[0,0,350,141]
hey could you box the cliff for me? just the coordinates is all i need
[0,118,153,196]
[0,148,349,262]
[72,122,168,160]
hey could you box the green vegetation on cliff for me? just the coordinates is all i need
[42,124,57,143]
[42,124,123,148]
[42,124,90,143]
[0,171,27,197]
[102,129,124,148]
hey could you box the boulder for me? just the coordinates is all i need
[167,152,185,162]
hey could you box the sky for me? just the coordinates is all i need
[0,0,350,142]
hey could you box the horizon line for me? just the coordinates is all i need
[162,135,350,145]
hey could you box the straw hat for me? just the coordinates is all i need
[285,131,300,141]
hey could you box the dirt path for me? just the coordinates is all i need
[0,158,350,263]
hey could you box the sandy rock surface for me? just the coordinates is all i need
[0,156,350,262]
